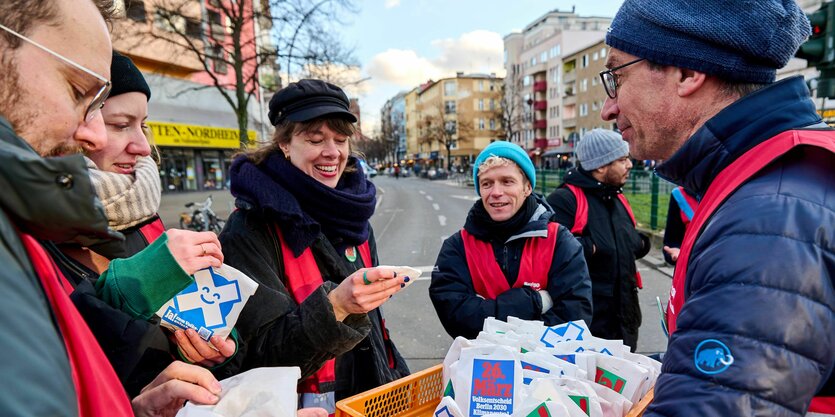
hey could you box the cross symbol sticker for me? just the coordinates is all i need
[174,269,241,328]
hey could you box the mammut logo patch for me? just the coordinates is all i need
[694,339,734,375]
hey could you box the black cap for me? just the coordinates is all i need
[268,79,357,126]
[110,51,151,100]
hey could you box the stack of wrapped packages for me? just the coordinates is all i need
[434,317,660,417]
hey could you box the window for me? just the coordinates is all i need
[592,77,597,86]
[581,54,589,68]
[540,51,548,63]
[444,81,457,96]
[155,9,186,32]
[444,100,457,114]
[126,0,146,22]
[478,80,484,92]
[211,44,227,74]
[185,18,202,39]
[478,99,484,111]
[593,52,599,61]
[490,99,495,111]
[600,47,607,58]
[580,78,587,92]
[592,101,599,111]
[479,118,486,130]
[445,120,457,134]
[490,119,496,130]
[523,76,531,86]
[579,103,588,117]
[530,57,537,66]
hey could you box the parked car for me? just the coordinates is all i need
[427,168,449,180]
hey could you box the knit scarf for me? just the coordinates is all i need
[464,194,538,242]
[230,153,376,257]
[85,156,161,231]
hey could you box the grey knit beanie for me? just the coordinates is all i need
[606,0,811,83]
[576,129,629,171]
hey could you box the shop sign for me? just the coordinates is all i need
[817,109,835,119]
[148,121,257,149]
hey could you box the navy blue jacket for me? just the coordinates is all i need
[429,195,593,339]
[646,76,835,416]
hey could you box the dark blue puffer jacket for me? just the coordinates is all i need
[646,76,835,417]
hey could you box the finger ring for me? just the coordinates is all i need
[200,243,206,256]
[362,270,371,285]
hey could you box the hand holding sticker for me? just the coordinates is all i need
[376,265,421,289]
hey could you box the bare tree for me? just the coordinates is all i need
[418,101,474,170]
[500,69,525,143]
[116,0,358,148]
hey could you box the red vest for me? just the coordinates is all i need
[664,130,835,415]
[275,228,371,396]
[565,184,643,289]
[18,233,132,417]
[137,217,165,244]
[460,222,559,300]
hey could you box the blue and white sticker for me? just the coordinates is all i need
[539,321,586,347]
[161,267,242,340]
[694,339,734,375]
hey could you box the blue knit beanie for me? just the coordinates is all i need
[576,129,629,171]
[606,0,811,83]
[473,141,535,195]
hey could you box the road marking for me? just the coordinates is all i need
[432,203,440,211]
[438,215,446,226]
[378,186,386,194]
[376,206,399,243]
[450,194,479,201]
[375,194,383,211]
[426,195,434,201]
[419,190,425,195]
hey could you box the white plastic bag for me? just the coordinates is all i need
[176,367,300,417]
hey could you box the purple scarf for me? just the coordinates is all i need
[230,153,376,256]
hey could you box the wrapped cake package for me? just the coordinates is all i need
[157,264,258,342]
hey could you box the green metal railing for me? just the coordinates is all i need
[536,169,673,230]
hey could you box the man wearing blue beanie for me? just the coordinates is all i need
[602,1,834,415]
[429,141,593,339]
[546,129,650,352]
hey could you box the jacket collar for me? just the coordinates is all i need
[656,76,822,196]
[0,117,121,244]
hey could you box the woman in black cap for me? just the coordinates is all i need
[219,79,410,412]
[44,51,235,397]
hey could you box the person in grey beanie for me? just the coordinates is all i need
[600,0,834,415]
[546,129,650,352]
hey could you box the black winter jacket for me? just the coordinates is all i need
[429,195,593,339]
[645,76,834,417]
[217,208,409,398]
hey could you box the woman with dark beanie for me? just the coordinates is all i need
[218,79,410,413]
[43,51,235,396]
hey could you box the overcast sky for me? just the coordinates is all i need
[338,0,625,134]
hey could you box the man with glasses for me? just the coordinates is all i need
[0,1,225,416]
[600,0,834,416]
[545,129,650,352]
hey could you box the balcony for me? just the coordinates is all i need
[534,138,549,149]
[533,81,547,92]
[563,118,576,129]
[533,100,547,111]
[533,119,547,129]
[563,71,576,84]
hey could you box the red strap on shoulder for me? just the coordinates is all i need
[19,233,132,417]
[667,130,835,334]
[617,194,636,226]
[357,241,372,267]
[517,222,559,290]
[138,217,165,244]
[809,396,835,414]
[461,229,509,300]
[566,184,588,234]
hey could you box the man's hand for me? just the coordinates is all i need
[131,361,222,417]
[172,329,236,367]
[166,229,223,275]
[663,245,681,262]
[328,267,406,321]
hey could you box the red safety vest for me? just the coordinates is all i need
[275,228,372,415]
[137,217,165,244]
[565,184,643,289]
[460,222,558,299]
[665,129,835,415]
[18,232,132,417]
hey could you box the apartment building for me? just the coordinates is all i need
[503,8,611,168]
[112,0,270,192]
[561,39,613,145]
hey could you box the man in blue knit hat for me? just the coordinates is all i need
[546,129,650,352]
[601,0,834,415]
[429,141,593,339]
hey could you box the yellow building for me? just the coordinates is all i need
[410,73,504,170]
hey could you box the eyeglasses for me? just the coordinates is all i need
[0,22,111,122]
[599,58,645,99]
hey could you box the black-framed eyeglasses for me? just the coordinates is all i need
[599,58,645,99]
[0,22,111,123]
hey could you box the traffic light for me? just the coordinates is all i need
[797,2,835,98]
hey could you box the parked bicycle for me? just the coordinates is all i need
[179,195,226,233]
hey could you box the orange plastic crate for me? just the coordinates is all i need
[336,364,653,417]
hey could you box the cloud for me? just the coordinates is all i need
[384,0,400,8]
[366,30,506,89]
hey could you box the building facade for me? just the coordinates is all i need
[503,8,611,168]
[113,0,270,192]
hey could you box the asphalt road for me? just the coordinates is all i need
[158,176,671,373]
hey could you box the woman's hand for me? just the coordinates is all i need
[298,408,328,417]
[166,229,223,275]
[131,361,222,417]
[172,329,236,367]
[328,267,406,321]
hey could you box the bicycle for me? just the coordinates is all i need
[179,195,226,233]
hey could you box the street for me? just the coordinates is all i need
[159,176,671,373]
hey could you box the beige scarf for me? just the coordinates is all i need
[85,156,162,231]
